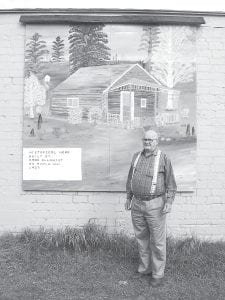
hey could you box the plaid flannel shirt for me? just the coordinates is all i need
[126,149,177,204]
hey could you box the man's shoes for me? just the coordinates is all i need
[149,277,164,287]
[130,271,152,280]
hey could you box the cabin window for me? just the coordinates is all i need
[67,97,79,108]
[141,98,147,108]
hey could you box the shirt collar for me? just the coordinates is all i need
[142,148,158,157]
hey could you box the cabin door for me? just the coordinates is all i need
[120,91,134,123]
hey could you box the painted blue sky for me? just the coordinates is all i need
[104,25,145,61]
[26,24,147,61]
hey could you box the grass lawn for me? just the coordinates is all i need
[0,225,225,300]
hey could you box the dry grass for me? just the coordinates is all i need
[0,225,225,300]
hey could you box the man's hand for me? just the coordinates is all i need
[162,202,172,214]
[125,198,132,210]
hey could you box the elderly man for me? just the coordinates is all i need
[125,129,177,287]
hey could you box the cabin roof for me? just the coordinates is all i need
[52,63,169,93]
[53,64,136,92]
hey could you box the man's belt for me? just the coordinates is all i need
[134,194,164,201]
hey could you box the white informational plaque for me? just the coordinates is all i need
[23,148,82,181]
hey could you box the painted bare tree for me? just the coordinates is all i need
[68,25,110,74]
[150,26,195,110]
[51,36,65,62]
[24,73,46,119]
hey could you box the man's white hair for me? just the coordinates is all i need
[143,129,159,140]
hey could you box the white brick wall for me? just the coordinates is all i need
[0,13,225,240]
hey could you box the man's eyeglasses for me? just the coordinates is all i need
[142,138,157,142]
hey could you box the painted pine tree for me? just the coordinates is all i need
[139,26,160,70]
[68,25,110,74]
[51,36,65,62]
[25,32,49,77]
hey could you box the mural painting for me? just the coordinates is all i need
[23,24,196,191]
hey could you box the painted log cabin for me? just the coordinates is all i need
[51,63,179,128]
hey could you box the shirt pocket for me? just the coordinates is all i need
[133,166,141,175]
[146,164,164,179]
[158,165,165,175]
[145,168,154,177]
[157,157,165,172]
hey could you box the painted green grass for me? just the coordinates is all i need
[23,118,196,191]
[0,224,225,300]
